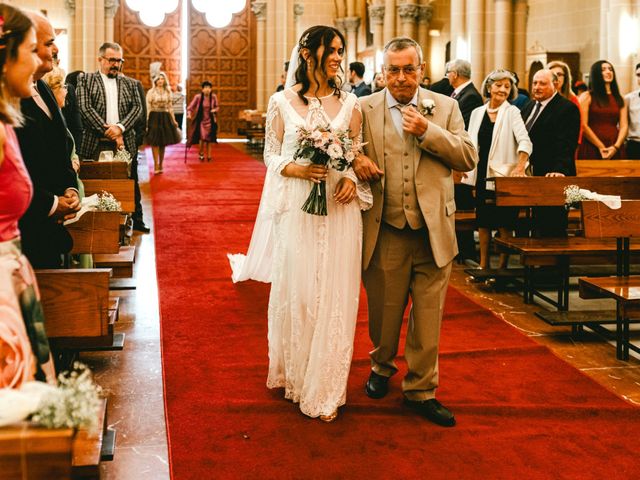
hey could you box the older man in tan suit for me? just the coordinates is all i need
[354,37,477,427]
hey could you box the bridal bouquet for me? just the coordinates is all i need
[294,125,362,216]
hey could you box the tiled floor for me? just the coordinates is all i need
[90,144,639,478]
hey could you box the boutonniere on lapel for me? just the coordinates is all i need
[419,98,436,116]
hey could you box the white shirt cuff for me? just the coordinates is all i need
[49,195,59,217]
[116,123,126,133]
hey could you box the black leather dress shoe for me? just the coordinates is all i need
[403,398,456,427]
[365,371,389,399]
[132,221,151,233]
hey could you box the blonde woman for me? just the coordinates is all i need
[463,70,532,270]
[144,72,180,173]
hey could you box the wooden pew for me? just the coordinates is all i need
[67,211,121,255]
[576,159,640,177]
[578,200,640,360]
[79,160,129,180]
[36,269,124,352]
[82,179,134,214]
[490,177,640,311]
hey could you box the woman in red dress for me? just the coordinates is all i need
[577,60,628,159]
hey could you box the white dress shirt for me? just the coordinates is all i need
[452,79,473,98]
[524,92,557,127]
[99,72,125,132]
[625,89,640,142]
[386,89,418,137]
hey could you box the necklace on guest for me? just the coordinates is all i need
[487,106,500,114]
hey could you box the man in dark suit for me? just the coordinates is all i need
[521,69,580,236]
[446,59,483,129]
[76,42,147,231]
[348,62,372,97]
[16,12,80,268]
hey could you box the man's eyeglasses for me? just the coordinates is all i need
[385,64,421,76]
[102,56,125,64]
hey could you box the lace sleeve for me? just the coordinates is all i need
[343,97,372,211]
[264,95,291,175]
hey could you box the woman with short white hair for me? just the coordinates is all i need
[463,69,532,270]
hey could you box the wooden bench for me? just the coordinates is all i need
[489,177,640,311]
[67,211,121,255]
[575,159,640,177]
[578,200,640,360]
[79,160,129,180]
[0,399,116,479]
[36,269,124,354]
[82,179,135,214]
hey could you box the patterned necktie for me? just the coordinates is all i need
[451,91,457,99]
[525,101,542,131]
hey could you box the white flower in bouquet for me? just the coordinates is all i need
[96,191,122,212]
[327,143,343,160]
[31,363,103,432]
[114,147,131,164]
[564,185,588,206]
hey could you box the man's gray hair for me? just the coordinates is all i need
[535,68,558,83]
[481,69,518,101]
[449,59,472,79]
[383,37,423,64]
[98,42,123,56]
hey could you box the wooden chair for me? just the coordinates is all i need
[578,200,640,360]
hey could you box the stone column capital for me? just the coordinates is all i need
[104,0,119,19]
[64,0,76,16]
[397,3,419,22]
[251,1,267,21]
[293,3,304,18]
[343,16,361,33]
[418,5,434,25]
[368,5,385,26]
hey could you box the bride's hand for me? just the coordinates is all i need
[283,163,328,183]
[333,177,356,205]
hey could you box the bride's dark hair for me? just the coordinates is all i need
[294,25,345,105]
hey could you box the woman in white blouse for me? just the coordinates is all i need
[463,69,532,270]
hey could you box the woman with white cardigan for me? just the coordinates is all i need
[463,69,532,270]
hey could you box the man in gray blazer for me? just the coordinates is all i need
[354,37,477,427]
[76,42,148,231]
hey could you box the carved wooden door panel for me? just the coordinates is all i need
[114,3,182,91]
[188,4,256,138]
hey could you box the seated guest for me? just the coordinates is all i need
[624,62,640,159]
[463,70,532,269]
[348,61,371,97]
[522,69,580,237]
[15,11,80,268]
[577,60,628,159]
[0,3,56,385]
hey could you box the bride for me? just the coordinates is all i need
[228,25,371,422]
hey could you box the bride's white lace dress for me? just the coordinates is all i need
[228,88,371,418]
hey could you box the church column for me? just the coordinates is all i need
[494,0,512,69]
[293,2,304,43]
[450,0,465,60]
[467,0,484,86]
[64,0,79,71]
[252,1,267,110]
[384,0,396,44]
[104,0,118,41]
[512,0,527,85]
[369,3,385,54]
[343,17,361,67]
[417,4,433,52]
[397,2,419,39]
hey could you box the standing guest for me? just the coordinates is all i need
[355,37,477,427]
[573,80,587,96]
[522,69,580,237]
[509,71,530,110]
[145,72,180,174]
[15,11,80,268]
[463,70,531,270]
[0,3,56,385]
[275,60,289,92]
[624,63,640,159]
[76,42,148,232]
[371,71,385,92]
[446,59,483,129]
[428,63,454,96]
[577,60,628,159]
[548,60,582,146]
[171,83,185,130]
[348,61,372,97]
[228,25,371,422]
[187,81,218,162]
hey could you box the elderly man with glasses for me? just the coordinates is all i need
[353,37,477,427]
[76,42,149,232]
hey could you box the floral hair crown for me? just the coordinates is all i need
[0,15,14,50]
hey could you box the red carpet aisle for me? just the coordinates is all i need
[152,144,640,480]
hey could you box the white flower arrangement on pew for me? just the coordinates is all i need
[563,185,587,209]
[31,363,103,432]
[114,147,132,176]
[563,185,622,210]
[96,190,122,212]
